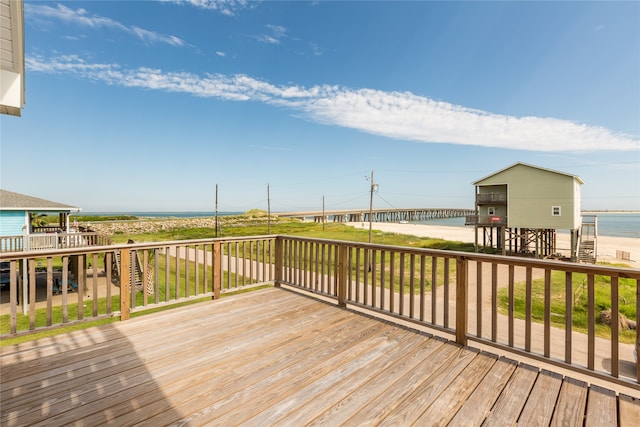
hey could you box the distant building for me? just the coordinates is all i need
[0,189,81,251]
[466,162,585,260]
[0,0,25,116]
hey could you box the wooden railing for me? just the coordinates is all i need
[465,215,508,226]
[1,235,638,389]
[476,193,507,204]
[0,233,111,252]
[0,236,275,331]
[276,236,640,389]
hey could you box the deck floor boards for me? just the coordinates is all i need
[0,287,636,426]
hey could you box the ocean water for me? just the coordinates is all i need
[415,214,640,239]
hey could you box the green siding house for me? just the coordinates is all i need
[468,163,584,259]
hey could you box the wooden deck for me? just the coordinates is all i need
[1,287,639,426]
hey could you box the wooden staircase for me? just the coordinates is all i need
[110,248,144,290]
[578,215,598,263]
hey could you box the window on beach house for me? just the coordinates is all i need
[487,207,495,216]
[552,206,561,216]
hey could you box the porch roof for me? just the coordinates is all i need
[0,189,80,212]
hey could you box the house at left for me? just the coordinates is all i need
[0,189,82,251]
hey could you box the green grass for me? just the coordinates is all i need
[109,220,471,295]
[497,269,637,344]
[110,219,476,251]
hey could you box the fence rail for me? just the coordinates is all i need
[465,215,508,226]
[1,235,639,389]
[1,233,110,252]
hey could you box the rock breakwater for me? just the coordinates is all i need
[83,215,280,236]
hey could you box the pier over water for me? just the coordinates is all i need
[277,208,475,223]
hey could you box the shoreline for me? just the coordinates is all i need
[347,222,640,266]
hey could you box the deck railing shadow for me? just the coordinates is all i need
[0,323,185,424]
[1,235,639,391]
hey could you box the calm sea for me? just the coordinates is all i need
[415,214,640,239]
[80,212,639,239]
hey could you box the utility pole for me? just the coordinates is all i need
[215,183,219,238]
[322,194,325,231]
[267,183,271,234]
[368,170,377,244]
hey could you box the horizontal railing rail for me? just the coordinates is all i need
[0,233,111,252]
[476,193,507,204]
[2,235,638,389]
[465,215,508,226]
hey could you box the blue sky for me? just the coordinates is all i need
[1,0,639,213]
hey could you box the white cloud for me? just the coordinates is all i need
[167,0,250,16]
[25,54,640,152]
[258,24,287,44]
[26,4,186,47]
[216,51,226,57]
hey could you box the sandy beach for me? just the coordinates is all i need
[348,222,640,267]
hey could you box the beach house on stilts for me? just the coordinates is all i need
[465,162,589,261]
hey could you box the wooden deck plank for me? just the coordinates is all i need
[184,326,418,426]
[585,384,617,426]
[619,393,640,427]
[341,342,464,424]
[482,363,539,427]
[78,309,376,427]
[0,287,634,426]
[126,310,389,425]
[1,291,323,406]
[239,329,429,426]
[0,288,301,374]
[412,352,499,426]
[517,370,563,427]
[447,357,518,427]
[2,293,341,426]
[0,287,288,362]
[88,309,372,426]
[550,377,588,427]
[305,337,449,426]
[378,348,481,426]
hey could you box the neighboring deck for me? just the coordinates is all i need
[2,287,639,426]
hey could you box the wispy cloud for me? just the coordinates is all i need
[26,4,186,47]
[258,24,287,44]
[167,0,250,16]
[26,54,639,152]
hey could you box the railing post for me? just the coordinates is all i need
[456,256,468,346]
[337,244,347,307]
[213,241,221,299]
[120,248,131,321]
[274,237,283,288]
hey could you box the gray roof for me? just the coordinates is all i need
[0,189,81,212]
[473,162,584,185]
